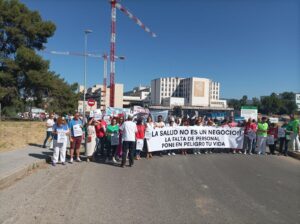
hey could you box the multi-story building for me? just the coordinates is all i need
[78,83,124,111]
[151,77,227,108]
[123,86,151,108]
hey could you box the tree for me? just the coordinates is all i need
[251,97,261,109]
[227,99,241,110]
[0,0,79,116]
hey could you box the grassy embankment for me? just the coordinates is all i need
[0,121,45,152]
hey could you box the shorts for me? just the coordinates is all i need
[70,136,82,150]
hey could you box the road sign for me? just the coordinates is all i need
[87,99,96,107]
[241,106,258,121]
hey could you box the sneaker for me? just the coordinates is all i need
[69,158,73,164]
[244,152,247,155]
[194,152,197,155]
[52,162,56,166]
[205,151,208,154]
[172,152,176,156]
[167,153,171,156]
[232,150,236,154]
[112,157,117,163]
[198,152,201,155]
[238,151,242,154]
[76,157,81,162]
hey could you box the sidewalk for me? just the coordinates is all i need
[0,145,52,190]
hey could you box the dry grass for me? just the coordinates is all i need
[0,121,46,152]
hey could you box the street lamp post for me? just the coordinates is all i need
[83,29,92,124]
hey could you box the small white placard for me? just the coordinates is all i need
[136,139,144,150]
[73,124,83,137]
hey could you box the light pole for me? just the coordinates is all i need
[83,29,92,123]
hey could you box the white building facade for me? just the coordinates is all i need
[151,77,227,108]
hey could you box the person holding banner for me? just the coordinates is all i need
[86,118,97,162]
[68,112,84,163]
[257,117,269,155]
[155,115,166,157]
[166,119,176,156]
[145,116,154,159]
[120,114,137,168]
[52,117,70,166]
[244,118,257,155]
[106,118,119,163]
[135,118,145,160]
[181,118,190,155]
[193,118,202,155]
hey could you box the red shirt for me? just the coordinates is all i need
[244,122,257,134]
[268,127,278,139]
[136,124,145,139]
[95,120,107,138]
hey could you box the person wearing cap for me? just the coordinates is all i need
[120,114,137,168]
[288,114,300,152]
[257,117,269,155]
[166,119,176,156]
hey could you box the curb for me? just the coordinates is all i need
[287,151,300,160]
[0,157,51,190]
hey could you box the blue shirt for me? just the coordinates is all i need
[68,119,83,137]
[52,124,69,140]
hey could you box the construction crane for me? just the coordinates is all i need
[42,50,124,109]
[109,0,157,107]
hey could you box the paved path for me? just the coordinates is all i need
[0,154,299,224]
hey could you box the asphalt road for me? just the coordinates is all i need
[0,154,299,224]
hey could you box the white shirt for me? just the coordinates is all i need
[46,119,55,132]
[120,121,137,142]
[155,121,165,128]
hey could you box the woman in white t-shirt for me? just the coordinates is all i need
[145,116,155,159]
[86,118,97,162]
[43,113,55,148]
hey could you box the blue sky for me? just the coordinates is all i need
[21,0,300,99]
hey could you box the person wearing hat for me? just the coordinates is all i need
[257,117,269,155]
[120,114,137,168]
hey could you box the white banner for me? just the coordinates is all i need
[147,126,244,152]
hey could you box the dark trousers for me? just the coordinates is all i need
[279,137,289,155]
[122,141,135,166]
[268,141,277,154]
[106,142,117,160]
[96,137,106,156]
[43,131,53,147]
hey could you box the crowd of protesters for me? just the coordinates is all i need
[43,112,300,168]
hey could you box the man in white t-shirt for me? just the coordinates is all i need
[155,115,166,156]
[120,114,137,168]
[43,113,55,148]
